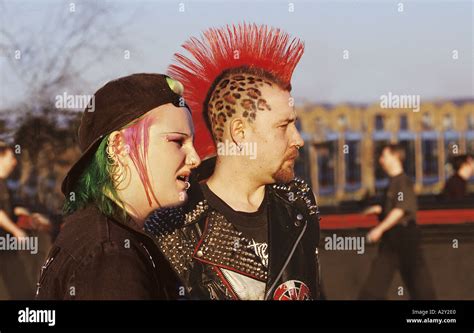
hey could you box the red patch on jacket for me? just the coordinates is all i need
[273,280,310,300]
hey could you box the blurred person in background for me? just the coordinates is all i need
[441,154,473,200]
[0,141,36,299]
[359,144,436,300]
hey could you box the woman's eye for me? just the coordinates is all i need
[172,139,184,146]
[166,135,185,146]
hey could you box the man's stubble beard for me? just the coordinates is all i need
[272,147,299,184]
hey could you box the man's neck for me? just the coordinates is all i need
[206,160,266,213]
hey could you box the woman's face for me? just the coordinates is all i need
[125,103,201,209]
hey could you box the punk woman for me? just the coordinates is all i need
[36,73,201,299]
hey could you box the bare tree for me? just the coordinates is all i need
[0,0,134,112]
[0,0,137,229]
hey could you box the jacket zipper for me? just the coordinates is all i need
[264,220,307,300]
[36,255,55,296]
[213,267,240,300]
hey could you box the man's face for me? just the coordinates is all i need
[463,157,474,178]
[245,85,304,184]
[470,157,474,177]
[0,149,17,178]
[379,147,397,174]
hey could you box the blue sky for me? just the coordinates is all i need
[0,0,472,109]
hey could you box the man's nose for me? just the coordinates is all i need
[292,127,304,148]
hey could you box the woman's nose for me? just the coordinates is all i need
[187,149,201,169]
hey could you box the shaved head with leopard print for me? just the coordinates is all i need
[206,67,290,142]
[168,23,304,158]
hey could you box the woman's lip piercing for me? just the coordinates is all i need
[184,181,191,190]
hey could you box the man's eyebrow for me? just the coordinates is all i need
[276,115,297,125]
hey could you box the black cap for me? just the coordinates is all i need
[61,73,186,196]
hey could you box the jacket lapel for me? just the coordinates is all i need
[192,210,267,282]
[265,185,308,299]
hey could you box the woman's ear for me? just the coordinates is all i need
[108,131,129,165]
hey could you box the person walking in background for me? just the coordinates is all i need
[359,144,436,300]
[0,141,34,299]
[441,154,473,200]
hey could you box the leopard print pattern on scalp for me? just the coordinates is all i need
[207,74,273,142]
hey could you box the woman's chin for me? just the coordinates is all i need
[148,183,189,209]
[162,190,188,208]
[177,190,188,204]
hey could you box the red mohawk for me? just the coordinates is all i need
[168,23,305,159]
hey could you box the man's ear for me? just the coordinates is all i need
[229,118,245,144]
[108,131,130,164]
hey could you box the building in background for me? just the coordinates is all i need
[296,99,474,206]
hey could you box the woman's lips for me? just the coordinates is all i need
[176,175,190,190]
[176,169,191,191]
[176,179,187,190]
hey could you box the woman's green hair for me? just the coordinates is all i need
[63,135,126,220]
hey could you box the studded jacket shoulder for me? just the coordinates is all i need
[145,177,321,300]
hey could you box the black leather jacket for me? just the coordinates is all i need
[145,178,321,300]
[36,204,179,300]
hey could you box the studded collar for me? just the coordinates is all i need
[192,209,268,281]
